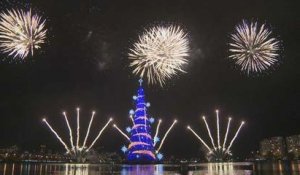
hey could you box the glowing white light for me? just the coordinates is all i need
[76,108,80,149]
[113,124,130,141]
[149,117,155,123]
[223,117,232,150]
[188,110,245,160]
[156,120,177,152]
[216,110,221,149]
[153,119,162,146]
[121,146,128,153]
[226,121,245,153]
[82,111,95,148]
[229,20,280,74]
[187,125,212,152]
[87,118,113,151]
[129,25,190,86]
[157,153,163,160]
[153,136,160,144]
[202,116,217,150]
[129,110,135,115]
[126,127,132,133]
[0,9,47,59]
[43,110,112,155]
[129,114,135,125]
[63,112,75,149]
[43,118,70,152]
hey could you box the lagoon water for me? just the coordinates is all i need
[0,162,299,175]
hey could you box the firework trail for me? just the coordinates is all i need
[82,111,95,148]
[113,124,130,141]
[63,112,75,149]
[153,119,162,146]
[187,110,245,160]
[0,8,47,59]
[229,20,280,74]
[43,109,112,154]
[87,118,113,151]
[156,120,177,152]
[216,110,221,149]
[76,108,80,149]
[226,121,245,153]
[129,25,189,86]
[187,126,212,152]
[222,117,232,150]
[202,116,217,150]
[43,118,70,152]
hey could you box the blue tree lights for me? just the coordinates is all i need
[113,79,177,163]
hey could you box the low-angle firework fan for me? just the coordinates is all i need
[129,25,190,86]
[229,20,280,75]
[0,8,47,59]
[187,110,245,162]
[42,108,113,163]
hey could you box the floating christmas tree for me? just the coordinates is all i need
[113,79,177,163]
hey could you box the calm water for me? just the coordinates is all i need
[0,162,299,175]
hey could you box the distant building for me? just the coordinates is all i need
[260,137,286,159]
[40,145,46,154]
[286,135,300,160]
[0,145,19,154]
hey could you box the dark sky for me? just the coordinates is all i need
[0,0,298,159]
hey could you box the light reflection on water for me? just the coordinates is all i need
[0,162,299,175]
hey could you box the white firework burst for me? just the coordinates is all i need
[0,8,47,59]
[229,20,280,74]
[129,25,189,86]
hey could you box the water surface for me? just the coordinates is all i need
[0,161,299,175]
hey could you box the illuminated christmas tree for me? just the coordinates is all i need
[126,79,156,162]
[113,79,177,163]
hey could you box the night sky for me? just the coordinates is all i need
[0,0,298,159]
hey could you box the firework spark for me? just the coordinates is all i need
[82,111,95,148]
[63,112,75,150]
[87,118,113,151]
[43,108,112,157]
[42,118,71,153]
[129,25,189,86]
[202,116,217,150]
[229,20,280,74]
[153,119,162,146]
[187,125,212,153]
[156,119,177,153]
[222,117,232,150]
[187,110,245,161]
[113,124,130,141]
[0,8,47,59]
[226,121,245,153]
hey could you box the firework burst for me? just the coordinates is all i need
[0,8,47,59]
[229,20,280,74]
[129,25,189,86]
